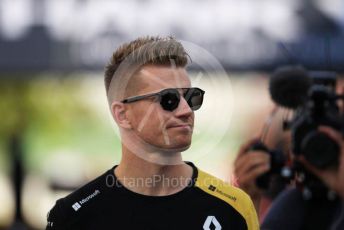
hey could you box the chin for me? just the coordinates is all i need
[166,140,192,152]
[175,144,191,152]
[144,134,192,152]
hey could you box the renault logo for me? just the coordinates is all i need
[203,216,222,230]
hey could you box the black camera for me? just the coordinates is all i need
[269,66,343,169]
[243,66,344,202]
[285,71,342,169]
[251,67,344,191]
[248,141,288,189]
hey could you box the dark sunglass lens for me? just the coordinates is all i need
[185,88,204,111]
[160,90,180,111]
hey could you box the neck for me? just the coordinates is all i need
[115,145,193,196]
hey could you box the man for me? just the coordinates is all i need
[235,128,344,229]
[46,36,259,230]
[261,126,344,230]
[233,138,272,218]
[233,125,289,221]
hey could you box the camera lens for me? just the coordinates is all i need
[301,131,339,169]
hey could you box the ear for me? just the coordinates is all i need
[111,101,132,129]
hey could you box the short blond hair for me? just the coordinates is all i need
[104,36,189,96]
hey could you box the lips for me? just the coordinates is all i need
[166,123,193,130]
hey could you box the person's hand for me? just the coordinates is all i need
[299,126,344,199]
[233,138,271,210]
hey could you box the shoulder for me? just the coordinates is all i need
[261,188,304,229]
[46,168,114,229]
[194,168,259,230]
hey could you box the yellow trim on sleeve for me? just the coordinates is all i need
[195,168,259,230]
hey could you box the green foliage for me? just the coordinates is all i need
[0,75,121,171]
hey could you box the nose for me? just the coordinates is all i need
[174,97,193,118]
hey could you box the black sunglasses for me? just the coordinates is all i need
[121,87,205,111]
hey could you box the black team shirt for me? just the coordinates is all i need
[46,162,258,230]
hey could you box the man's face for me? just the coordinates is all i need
[124,65,194,152]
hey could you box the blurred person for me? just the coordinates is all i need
[233,138,271,218]
[233,108,290,221]
[234,72,344,229]
[260,74,344,229]
[46,36,259,230]
[234,135,288,222]
[234,127,344,229]
[261,126,344,230]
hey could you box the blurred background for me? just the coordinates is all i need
[1,0,344,229]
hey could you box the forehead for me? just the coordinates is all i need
[136,65,191,92]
